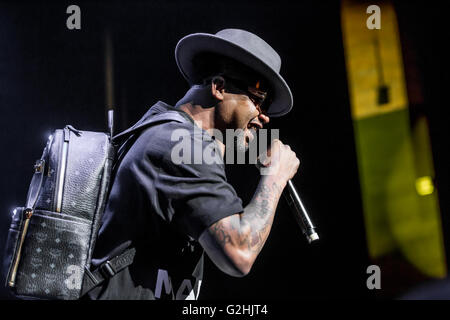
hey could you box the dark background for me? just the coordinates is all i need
[0,0,448,300]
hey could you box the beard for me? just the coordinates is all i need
[223,128,258,164]
[234,131,249,154]
[223,129,248,164]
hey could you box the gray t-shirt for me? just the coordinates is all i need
[86,101,243,300]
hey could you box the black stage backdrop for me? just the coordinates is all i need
[0,0,448,300]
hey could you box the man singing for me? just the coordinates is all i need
[84,29,299,300]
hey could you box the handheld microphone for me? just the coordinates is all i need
[256,157,319,243]
[283,180,319,243]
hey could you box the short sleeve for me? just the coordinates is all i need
[155,129,244,240]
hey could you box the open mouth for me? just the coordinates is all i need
[248,119,263,131]
[246,119,262,144]
[245,128,256,145]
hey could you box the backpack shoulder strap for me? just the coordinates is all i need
[112,110,189,146]
[108,110,190,190]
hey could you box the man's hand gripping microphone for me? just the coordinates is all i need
[256,140,319,244]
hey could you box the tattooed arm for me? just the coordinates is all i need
[199,140,299,277]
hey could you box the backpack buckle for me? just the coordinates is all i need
[99,261,116,278]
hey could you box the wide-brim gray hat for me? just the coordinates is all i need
[175,29,293,117]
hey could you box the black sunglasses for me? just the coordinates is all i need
[222,76,272,112]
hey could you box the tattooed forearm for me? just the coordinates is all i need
[238,176,284,255]
[210,219,232,246]
[201,175,286,277]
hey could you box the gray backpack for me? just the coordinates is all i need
[3,110,186,300]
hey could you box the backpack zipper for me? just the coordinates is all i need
[8,208,33,287]
[55,128,70,212]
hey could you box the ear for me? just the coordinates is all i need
[211,76,225,101]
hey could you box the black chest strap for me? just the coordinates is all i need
[81,247,136,296]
